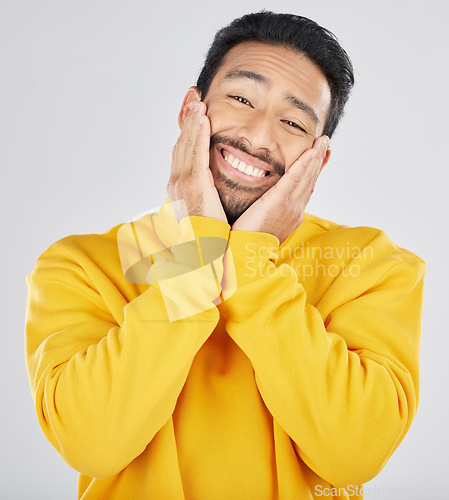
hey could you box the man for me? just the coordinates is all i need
[25,12,425,500]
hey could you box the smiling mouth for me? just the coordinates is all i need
[220,148,270,178]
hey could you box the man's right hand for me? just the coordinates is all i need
[167,100,227,223]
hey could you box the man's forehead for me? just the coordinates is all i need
[219,41,302,67]
[213,41,319,88]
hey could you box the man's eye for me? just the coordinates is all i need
[283,120,306,133]
[229,95,251,106]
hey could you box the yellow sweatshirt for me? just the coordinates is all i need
[25,201,425,499]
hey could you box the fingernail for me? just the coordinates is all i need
[191,101,201,112]
[188,101,198,112]
[322,136,329,153]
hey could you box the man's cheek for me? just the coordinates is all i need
[206,105,238,137]
[287,144,314,170]
[207,116,228,138]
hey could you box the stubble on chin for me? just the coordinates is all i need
[214,171,263,225]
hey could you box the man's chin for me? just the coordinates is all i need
[213,168,267,225]
[216,187,257,226]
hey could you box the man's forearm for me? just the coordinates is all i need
[25,232,221,479]
[219,227,425,487]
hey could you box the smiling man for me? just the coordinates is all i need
[25,12,425,500]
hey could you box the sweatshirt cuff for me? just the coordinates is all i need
[179,216,230,242]
[146,217,231,321]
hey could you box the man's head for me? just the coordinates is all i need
[197,11,354,139]
[178,12,354,224]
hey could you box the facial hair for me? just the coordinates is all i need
[209,134,285,225]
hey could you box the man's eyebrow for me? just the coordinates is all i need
[223,70,269,86]
[284,94,320,125]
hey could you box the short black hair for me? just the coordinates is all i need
[197,11,354,138]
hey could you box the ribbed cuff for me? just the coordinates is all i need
[179,216,230,241]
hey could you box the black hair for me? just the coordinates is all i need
[196,11,354,138]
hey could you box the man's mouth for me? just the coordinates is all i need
[221,149,270,178]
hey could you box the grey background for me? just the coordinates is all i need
[1,0,447,498]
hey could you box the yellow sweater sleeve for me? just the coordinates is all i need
[220,228,425,488]
[25,216,230,479]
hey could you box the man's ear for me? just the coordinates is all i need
[319,147,331,174]
[178,86,201,129]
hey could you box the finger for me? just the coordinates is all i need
[278,136,329,200]
[172,102,200,176]
[190,106,211,174]
[272,149,319,201]
[179,102,207,174]
[171,101,203,178]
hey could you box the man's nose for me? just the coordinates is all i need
[237,111,277,152]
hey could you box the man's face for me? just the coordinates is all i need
[183,42,332,223]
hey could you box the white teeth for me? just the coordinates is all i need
[244,165,254,176]
[223,152,266,178]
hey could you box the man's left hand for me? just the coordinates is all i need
[231,136,330,244]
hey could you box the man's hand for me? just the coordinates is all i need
[167,100,227,223]
[231,136,330,244]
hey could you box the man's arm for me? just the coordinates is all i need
[25,221,231,479]
[220,227,425,487]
